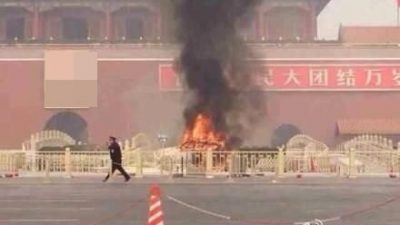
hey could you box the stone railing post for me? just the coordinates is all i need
[276,146,285,178]
[11,154,17,175]
[30,134,37,171]
[135,149,143,178]
[64,147,72,178]
[348,148,356,178]
[168,157,174,179]
[397,147,400,177]
[302,147,308,173]
[7,154,12,175]
[45,156,50,178]
[206,149,213,177]
[180,153,185,176]
[227,151,235,181]
[160,149,165,176]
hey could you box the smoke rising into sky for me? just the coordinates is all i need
[173,0,266,148]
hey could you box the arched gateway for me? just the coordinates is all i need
[44,111,88,144]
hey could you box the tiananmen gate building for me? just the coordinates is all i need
[0,0,400,148]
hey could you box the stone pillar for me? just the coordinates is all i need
[135,149,143,178]
[64,147,72,178]
[258,9,265,40]
[397,143,400,177]
[227,152,234,181]
[206,149,213,177]
[156,11,161,40]
[309,10,316,40]
[276,146,285,178]
[45,155,50,178]
[105,10,112,40]
[29,134,37,171]
[32,7,40,40]
[348,148,356,178]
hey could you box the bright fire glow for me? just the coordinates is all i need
[180,113,226,151]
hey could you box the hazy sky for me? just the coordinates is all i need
[318,0,399,39]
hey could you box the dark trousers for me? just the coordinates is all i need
[104,162,130,180]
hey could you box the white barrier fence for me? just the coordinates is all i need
[0,150,25,176]
[0,148,399,178]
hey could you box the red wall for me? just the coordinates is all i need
[1,60,400,148]
[0,60,183,148]
[267,92,400,146]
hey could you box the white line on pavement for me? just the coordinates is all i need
[0,200,87,203]
[0,219,79,223]
[0,207,94,211]
[167,195,231,220]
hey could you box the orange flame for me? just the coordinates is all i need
[180,113,226,151]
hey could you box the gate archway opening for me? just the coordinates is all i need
[44,111,88,144]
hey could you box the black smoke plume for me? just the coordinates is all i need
[174,0,265,148]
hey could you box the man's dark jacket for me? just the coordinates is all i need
[108,142,122,163]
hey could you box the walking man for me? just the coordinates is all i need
[103,136,131,182]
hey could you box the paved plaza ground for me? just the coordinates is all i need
[0,176,399,225]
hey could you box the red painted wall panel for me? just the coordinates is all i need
[1,60,400,148]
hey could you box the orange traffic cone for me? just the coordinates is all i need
[148,184,164,225]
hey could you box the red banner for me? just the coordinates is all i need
[159,63,400,91]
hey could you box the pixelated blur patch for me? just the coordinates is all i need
[44,50,97,108]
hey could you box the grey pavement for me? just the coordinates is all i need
[0,176,399,225]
